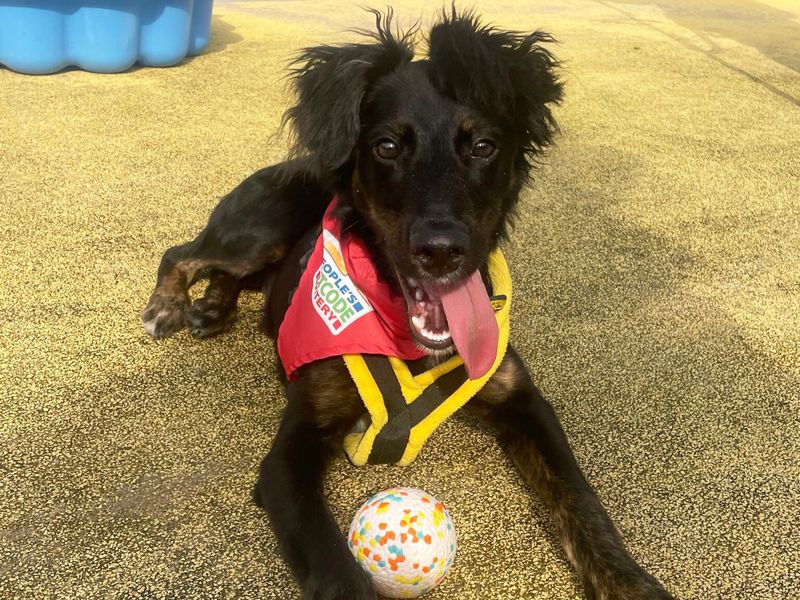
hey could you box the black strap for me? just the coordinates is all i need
[406,364,468,426]
[363,355,411,464]
[364,355,469,464]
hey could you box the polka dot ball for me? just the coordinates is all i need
[348,488,457,598]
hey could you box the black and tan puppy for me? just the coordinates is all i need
[142,9,674,600]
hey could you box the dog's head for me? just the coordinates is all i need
[286,8,562,361]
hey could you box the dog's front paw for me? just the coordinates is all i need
[187,297,236,338]
[141,292,188,338]
[304,561,375,600]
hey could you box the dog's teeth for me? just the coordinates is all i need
[432,331,451,342]
[415,289,423,302]
[422,329,443,342]
[412,316,425,330]
[407,278,417,287]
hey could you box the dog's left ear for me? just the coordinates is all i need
[285,10,414,175]
[428,10,563,176]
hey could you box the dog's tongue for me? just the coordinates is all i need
[439,271,499,379]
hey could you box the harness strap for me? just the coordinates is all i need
[360,355,469,464]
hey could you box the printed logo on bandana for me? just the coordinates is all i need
[311,230,373,334]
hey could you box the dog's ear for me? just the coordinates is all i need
[428,9,563,178]
[285,10,414,174]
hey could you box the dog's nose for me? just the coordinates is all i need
[409,221,468,277]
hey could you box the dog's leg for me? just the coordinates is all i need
[142,162,332,338]
[467,347,674,600]
[141,235,281,338]
[254,360,374,600]
[141,240,202,338]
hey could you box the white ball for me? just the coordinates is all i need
[347,488,457,598]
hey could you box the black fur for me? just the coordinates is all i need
[142,9,675,600]
[428,8,563,180]
[285,9,415,176]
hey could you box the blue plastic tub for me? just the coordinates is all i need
[0,0,214,74]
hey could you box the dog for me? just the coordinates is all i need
[142,8,675,600]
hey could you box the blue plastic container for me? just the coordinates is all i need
[0,0,214,74]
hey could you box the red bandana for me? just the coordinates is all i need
[277,199,426,379]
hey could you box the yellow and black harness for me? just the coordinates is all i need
[342,250,512,466]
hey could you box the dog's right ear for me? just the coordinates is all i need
[285,10,414,175]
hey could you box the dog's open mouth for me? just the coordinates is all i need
[401,277,454,350]
[398,270,500,379]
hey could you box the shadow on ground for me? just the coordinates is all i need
[612,0,800,71]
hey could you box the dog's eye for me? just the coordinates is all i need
[375,139,400,161]
[471,140,496,159]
